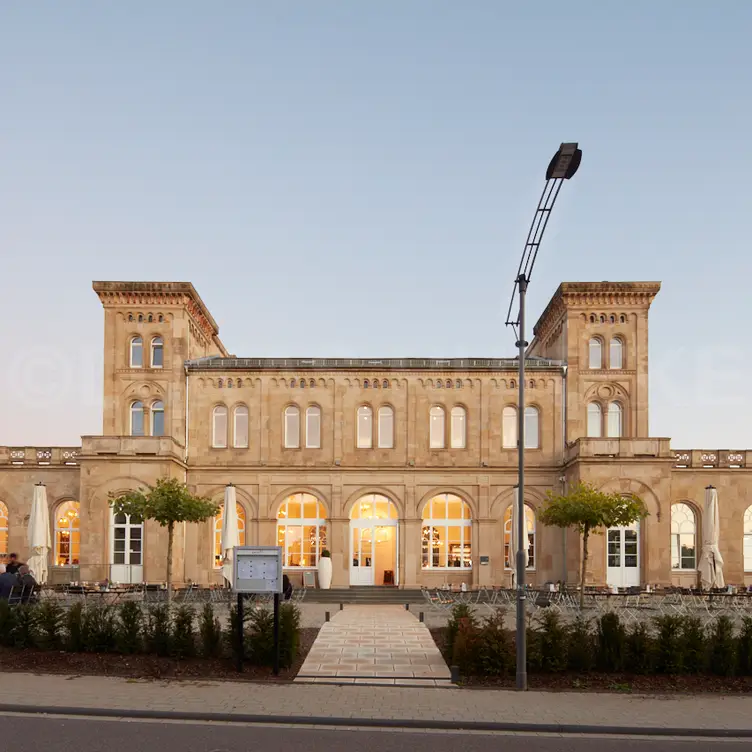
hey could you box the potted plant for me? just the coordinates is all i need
[317,549,333,589]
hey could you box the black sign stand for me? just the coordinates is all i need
[236,593,244,673]
[273,592,281,676]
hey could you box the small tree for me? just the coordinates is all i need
[110,478,219,600]
[538,483,647,608]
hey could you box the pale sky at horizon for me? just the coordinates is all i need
[1,2,750,448]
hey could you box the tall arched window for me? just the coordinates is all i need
[609,337,623,369]
[233,405,249,448]
[0,501,8,563]
[421,493,472,569]
[284,406,300,448]
[306,405,321,448]
[151,400,165,436]
[503,503,536,570]
[524,406,539,449]
[130,336,143,368]
[212,405,228,448]
[587,402,602,438]
[150,336,163,368]
[276,493,327,568]
[450,406,466,449]
[588,337,602,369]
[671,503,697,570]
[55,501,80,567]
[357,406,373,449]
[111,511,143,575]
[607,402,623,438]
[130,401,145,436]
[214,503,247,567]
[378,405,394,448]
[502,406,517,448]
[744,507,752,572]
[429,406,445,449]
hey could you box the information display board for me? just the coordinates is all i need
[232,546,283,594]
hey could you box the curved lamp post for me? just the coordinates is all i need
[505,142,582,691]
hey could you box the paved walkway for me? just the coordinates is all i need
[295,605,451,686]
[0,673,751,734]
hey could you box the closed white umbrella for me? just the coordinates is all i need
[27,483,51,583]
[699,485,724,590]
[220,484,240,586]
[511,487,528,586]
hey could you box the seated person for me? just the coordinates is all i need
[4,553,21,575]
[282,574,293,601]
[0,570,19,601]
[18,565,38,604]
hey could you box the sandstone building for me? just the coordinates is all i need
[0,280,749,590]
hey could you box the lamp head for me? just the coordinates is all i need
[546,142,582,180]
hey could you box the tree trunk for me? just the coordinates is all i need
[579,526,590,609]
[166,520,174,603]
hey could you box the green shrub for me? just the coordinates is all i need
[171,605,196,659]
[116,601,143,654]
[444,604,477,661]
[146,604,172,657]
[278,603,301,669]
[0,601,18,647]
[625,621,653,674]
[476,611,512,677]
[654,615,683,674]
[83,604,117,653]
[597,612,626,672]
[709,615,736,677]
[737,616,752,676]
[246,606,276,666]
[37,600,64,650]
[12,604,38,649]
[567,617,595,672]
[680,616,706,674]
[226,605,243,664]
[451,616,480,676]
[65,602,86,652]
[537,610,568,673]
[199,603,223,658]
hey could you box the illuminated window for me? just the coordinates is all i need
[503,504,536,570]
[276,493,327,568]
[421,494,471,569]
[671,503,696,570]
[0,501,8,563]
[55,501,80,567]
[214,503,247,567]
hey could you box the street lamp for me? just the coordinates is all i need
[505,142,582,691]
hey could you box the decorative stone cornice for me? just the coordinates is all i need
[533,281,661,340]
[92,281,221,342]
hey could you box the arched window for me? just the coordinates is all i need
[227,379,233,389]
[151,400,165,437]
[284,406,300,448]
[671,503,697,570]
[111,511,143,574]
[55,501,80,567]
[450,406,466,449]
[373,379,380,389]
[158,314,164,323]
[0,501,8,563]
[233,405,249,448]
[363,379,370,388]
[150,336,163,368]
[351,494,398,520]
[305,405,321,449]
[588,337,602,369]
[436,380,443,389]
[217,378,224,388]
[378,406,394,448]
[609,337,623,369]
[504,503,536,570]
[587,402,602,438]
[429,405,445,449]
[148,314,153,323]
[212,405,228,448]
[455,379,462,389]
[502,406,517,448]
[130,401,145,436]
[382,379,389,389]
[607,402,623,438]
[422,494,472,569]
[137,314,143,323]
[524,406,539,449]
[744,507,752,572]
[276,493,327,568]
[619,314,626,324]
[299,378,306,388]
[130,337,143,368]
[357,406,373,448]
[214,503,246,567]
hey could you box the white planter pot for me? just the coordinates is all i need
[317,557,333,589]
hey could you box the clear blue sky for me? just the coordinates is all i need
[1,2,750,448]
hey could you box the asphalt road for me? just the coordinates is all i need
[0,714,748,752]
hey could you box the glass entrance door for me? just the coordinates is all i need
[110,512,144,584]
[350,525,374,586]
[606,523,640,589]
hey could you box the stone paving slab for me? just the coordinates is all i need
[295,605,452,686]
[0,672,751,732]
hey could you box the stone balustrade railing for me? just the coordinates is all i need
[672,450,748,469]
[80,435,184,458]
[565,437,673,463]
[0,446,81,465]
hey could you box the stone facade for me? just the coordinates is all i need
[0,280,749,589]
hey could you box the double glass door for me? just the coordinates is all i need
[110,513,144,584]
[606,524,640,589]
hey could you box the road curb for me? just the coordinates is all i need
[0,703,749,737]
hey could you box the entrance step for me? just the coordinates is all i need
[303,587,426,604]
